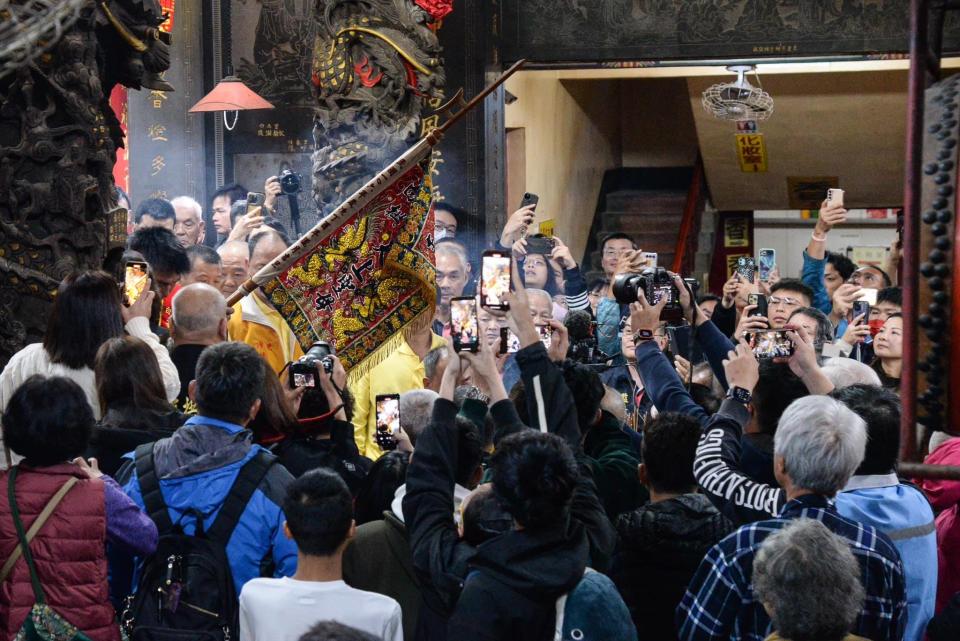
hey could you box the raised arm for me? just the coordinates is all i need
[804,199,847,313]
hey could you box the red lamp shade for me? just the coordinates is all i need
[189,76,274,112]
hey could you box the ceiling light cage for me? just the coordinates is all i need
[0,0,86,81]
[702,65,775,122]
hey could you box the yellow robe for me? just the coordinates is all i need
[228,293,304,376]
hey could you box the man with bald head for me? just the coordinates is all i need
[227,229,303,373]
[217,240,249,298]
[169,283,229,411]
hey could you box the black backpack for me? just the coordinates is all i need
[122,443,275,641]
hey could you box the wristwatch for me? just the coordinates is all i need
[633,329,655,342]
[726,386,753,405]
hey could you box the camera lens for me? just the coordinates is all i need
[279,169,302,195]
[612,273,643,305]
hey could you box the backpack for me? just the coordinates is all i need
[554,568,637,641]
[3,467,93,641]
[122,443,275,641]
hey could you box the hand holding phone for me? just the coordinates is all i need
[758,249,776,282]
[736,257,756,284]
[124,260,150,307]
[751,329,795,360]
[481,250,511,311]
[375,393,401,451]
[451,297,480,353]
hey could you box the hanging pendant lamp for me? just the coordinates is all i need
[189,75,274,130]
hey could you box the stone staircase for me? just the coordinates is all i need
[583,167,710,283]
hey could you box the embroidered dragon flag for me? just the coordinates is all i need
[227,136,436,380]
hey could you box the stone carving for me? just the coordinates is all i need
[0,0,171,363]
[309,0,449,216]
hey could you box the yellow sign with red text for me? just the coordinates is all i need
[735,133,768,173]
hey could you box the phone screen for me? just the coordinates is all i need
[857,288,879,306]
[124,261,149,306]
[481,252,511,310]
[752,330,795,360]
[758,249,775,282]
[500,327,521,354]
[375,395,401,435]
[292,370,316,388]
[651,284,673,305]
[538,325,552,348]
[451,297,479,352]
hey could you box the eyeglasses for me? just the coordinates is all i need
[603,249,632,258]
[769,296,801,306]
[524,257,547,268]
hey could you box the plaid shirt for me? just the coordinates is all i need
[676,494,907,641]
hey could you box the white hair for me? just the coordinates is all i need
[172,283,225,334]
[170,196,202,219]
[435,240,469,271]
[400,389,440,446]
[821,357,882,389]
[774,395,867,494]
[525,288,553,310]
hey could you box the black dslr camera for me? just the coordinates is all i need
[612,267,683,323]
[279,169,303,195]
[289,341,334,389]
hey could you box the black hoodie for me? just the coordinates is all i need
[612,493,733,640]
[447,526,588,641]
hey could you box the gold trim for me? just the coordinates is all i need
[335,27,432,76]
[100,2,148,53]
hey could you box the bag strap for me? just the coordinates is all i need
[206,450,274,544]
[135,442,174,534]
[2,467,78,601]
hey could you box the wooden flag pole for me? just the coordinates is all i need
[224,58,527,308]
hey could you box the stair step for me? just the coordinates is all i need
[601,213,685,234]
[605,190,688,213]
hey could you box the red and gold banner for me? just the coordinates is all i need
[248,138,437,379]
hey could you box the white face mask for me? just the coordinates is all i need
[434,228,448,241]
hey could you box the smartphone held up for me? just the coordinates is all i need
[481,250,511,311]
[124,260,149,307]
[450,297,480,353]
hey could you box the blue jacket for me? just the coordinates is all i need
[836,475,937,641]
[118,416,298,593]
[801,250,833,314]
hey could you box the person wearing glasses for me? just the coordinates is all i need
[767,279,814,328]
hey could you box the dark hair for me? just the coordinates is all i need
[830,384,901,475]
[642,413,701,494]
[462,485,513,546]
[298,622,378,641]
[878,286,902,308]
[689,382,722,415]
[212,183,247,206]
[788,307,834,353]
[248,366,300,444]
[770,279,814,305]
[434,201,466,219]
[2,376,93,465]
[134,198,176,225]
[587,278,609,294]
[43,271,124,369]
[454,415,484,489]
[600,233,638,253]
[282,468,353,556]
[263,217,290,239]
[697,293,722,306]
[248,229,290,259]
[354,450,409,525]
[95,337,174,414]
[561,361,605,432]
[186,244,221,268]
[519,237,560,296]
[490,431,578,530]
[826,252,857,281]
[754,361,809,436]
[128,226,190,275]
[229,200,248,227]
[193,342,265,423]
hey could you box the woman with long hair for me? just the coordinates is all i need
[0,271,181,467]
[871,313,903,391]
[87,337,187,476]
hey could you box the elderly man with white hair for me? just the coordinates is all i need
[169,283,229,410]
[678,343,907,641]
[171,195,205,246]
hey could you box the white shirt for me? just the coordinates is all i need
[239,577,403,641]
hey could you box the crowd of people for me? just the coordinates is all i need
[0,179,957,641]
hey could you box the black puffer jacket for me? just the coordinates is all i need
[613,493,734,640]
[86,406,186,477]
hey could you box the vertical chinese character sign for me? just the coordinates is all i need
[127,0,205,208]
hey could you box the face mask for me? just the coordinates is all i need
[434,228,448,241]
